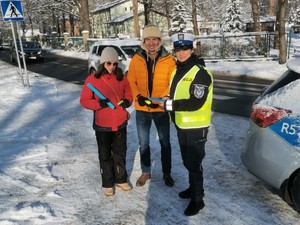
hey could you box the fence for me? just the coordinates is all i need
[194,32,273,60]
[38,31,275,60]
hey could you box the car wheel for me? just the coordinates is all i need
[291,171,300,212]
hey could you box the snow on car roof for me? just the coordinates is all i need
[259,79,300,113]
[287,58,300,74]
[93,38,141,46]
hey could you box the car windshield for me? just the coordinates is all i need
[121,45,140,58]
[17,42,40,48]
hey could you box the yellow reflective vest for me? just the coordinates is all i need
[171,65,213,129]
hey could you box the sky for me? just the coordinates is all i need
[0,40,300,225]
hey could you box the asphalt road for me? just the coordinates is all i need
[0,48,273,117]
[0,48,89,85]
[212,74,273,117]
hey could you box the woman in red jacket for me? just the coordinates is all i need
[80,47,133,196]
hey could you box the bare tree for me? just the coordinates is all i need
[269,0,277,16]
[278,0,288,64]
[77,0,91,34]
[191,0,199,35]
[132,0,140,38]
[251,0,261,43]
[142,0,153,25]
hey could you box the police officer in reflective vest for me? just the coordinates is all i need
[158,33,213,216]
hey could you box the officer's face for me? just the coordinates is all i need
[174,48,194,63]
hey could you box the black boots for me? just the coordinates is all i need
[178,187,191,199]
[184,200,205,216]
[163,173,174,187]
[179,187,205,216]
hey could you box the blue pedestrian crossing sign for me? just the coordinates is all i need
[1,0,24,22]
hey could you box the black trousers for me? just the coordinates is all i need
[95,127,128,187]
[176,127,208,202]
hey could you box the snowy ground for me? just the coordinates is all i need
[0,47,300,225]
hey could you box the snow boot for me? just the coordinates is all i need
[184,200,205,216]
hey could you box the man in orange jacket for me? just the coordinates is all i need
[127,24,176,187]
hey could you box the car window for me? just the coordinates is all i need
[262,70,300,96]
[92,45,97,54]
[111,46,125,59]
[22,42,40,48]
[97,45,106,56]
[121,45,140,58]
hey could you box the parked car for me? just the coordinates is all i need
[241,58,300,213]
[10,41,44,63]
[87,39,141,75]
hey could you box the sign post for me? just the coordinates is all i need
[0,0,30,86]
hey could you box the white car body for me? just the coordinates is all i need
[241,58,300,212]
[87,39,141,74]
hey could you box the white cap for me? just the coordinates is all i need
[170,33,195,48]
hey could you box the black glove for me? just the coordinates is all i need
[137,95,159,108]
[119,98,130,109]
[99,98,110,108]
[137,95,149,106]
[148,102,159,108]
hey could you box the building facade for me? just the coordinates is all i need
[90,0,169,39]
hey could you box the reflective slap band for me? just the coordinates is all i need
[165,100,173,111]
[145,100,152,105]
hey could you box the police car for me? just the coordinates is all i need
[241,58,300,213]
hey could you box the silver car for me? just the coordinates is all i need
[241,58,300,213]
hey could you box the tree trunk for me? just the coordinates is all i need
[132,0,140,38]
[79,0,91,35]
[278,0,287,64]
[269,0,277,17]
[192,0,199,35]
[251,0,261,43]
[163,0,171,30]
[143,0,150,26]
[69,13,74,36]
[62,12,66,33]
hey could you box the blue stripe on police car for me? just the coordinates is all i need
[270,116,300,147]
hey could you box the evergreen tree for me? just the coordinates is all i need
[169,3,188,35]
[219,0,245,33]
[289,7,300,25]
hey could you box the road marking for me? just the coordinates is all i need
[213,95,235,100]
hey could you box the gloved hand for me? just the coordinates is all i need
[99,98,110,108]
[137,95,159,108]
[118,98,130,109]
[148,102,159,108]
[137,95,149,106]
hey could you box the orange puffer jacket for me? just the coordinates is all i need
[127,47,176,112]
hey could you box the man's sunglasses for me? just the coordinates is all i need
[106,62,118,66]
[174,45,193,52]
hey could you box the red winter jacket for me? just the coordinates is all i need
[80,73,133,131]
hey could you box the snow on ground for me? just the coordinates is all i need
[0,47,300,225]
